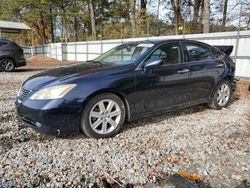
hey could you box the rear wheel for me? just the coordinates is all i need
[0,58,15,72]
[209,80,232,109]
[81,93,126,138]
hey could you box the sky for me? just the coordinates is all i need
[146,0,249,27]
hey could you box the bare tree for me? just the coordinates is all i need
[221,0,228,31]
[89,0,96,40]
[49,6,55,43]
[203,0,210,33]
[140,0,147,19]
[192,0,202,23]
[170,0,184,35]
[130,0,136,37]
[74,16,78,42]
[140,0,147,12]
[140,0,147,22]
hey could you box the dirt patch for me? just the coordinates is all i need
[236,79,250,98]
[26,55,75,68]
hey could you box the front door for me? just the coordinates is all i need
[133,41,190,115]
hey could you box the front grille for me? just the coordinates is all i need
[18,88,31,102]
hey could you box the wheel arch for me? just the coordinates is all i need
[209,78,232,102]
[83,89,131,123]
[0,56,17,67]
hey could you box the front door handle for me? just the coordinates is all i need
[177,69,189,74]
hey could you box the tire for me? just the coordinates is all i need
[80,93,126,138]
[0,58,15,72]
[209,80,232,109]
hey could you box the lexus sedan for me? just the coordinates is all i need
[16,39,235,138]
[0,39,26,72]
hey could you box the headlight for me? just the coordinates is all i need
[29,84,76,100]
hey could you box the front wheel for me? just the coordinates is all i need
[81,93,126,138]
[209,80,232,109]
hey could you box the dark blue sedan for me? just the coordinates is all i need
[16,39,235,138]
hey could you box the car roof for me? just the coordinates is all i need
[125,39,211,46]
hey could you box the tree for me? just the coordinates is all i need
[221,0,228,31]
[140,0,147,21]
[129,0,136,37]
[0,0,247,45]
[89,0,96,40]
[139,0,147,35]
[203,0,210,33]
[170,0,184,35]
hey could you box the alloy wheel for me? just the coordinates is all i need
[217,83,230,106]
[89,99,121,135]
[0,58,15,72]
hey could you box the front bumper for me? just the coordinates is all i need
[15,98,83,135]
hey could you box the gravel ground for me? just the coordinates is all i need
[0,67,250,187]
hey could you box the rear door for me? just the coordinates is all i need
[182,41,225,103]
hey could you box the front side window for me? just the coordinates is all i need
[184,42,212,62]
[94,43,153,65]
[146,42,182,65]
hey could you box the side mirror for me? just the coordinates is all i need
[144,58,162,69]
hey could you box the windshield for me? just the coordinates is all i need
[94,43,154,65]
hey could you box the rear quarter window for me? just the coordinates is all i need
[211,47,223,59]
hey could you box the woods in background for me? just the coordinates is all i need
[0,0,249,45]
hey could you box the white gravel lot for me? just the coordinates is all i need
[0,68,250,187]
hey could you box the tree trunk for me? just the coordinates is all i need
[192,0,201,23]
[74,16,78,42]
[130,0,136,37]
[140,0,147,18]
[49,7,55,43]
[190,0,202,33]
[33,23,45,45]
[222,0,228,31]
[203,0,210,33]
[89,0,96,40]
[199,0,204,31]
[140,0,147,10]
[170,0,184,35]
[61,19,64,40]
[65,21,69,42]
[140,0,147,34]
[157,0,160,35]
[40,12,47,44]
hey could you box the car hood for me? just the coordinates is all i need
[22,62,118,90]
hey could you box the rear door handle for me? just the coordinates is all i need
[177,69,189,74]
[216,64,224,67]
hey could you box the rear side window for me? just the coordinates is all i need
[0,41,8,46]
[184,42,212,62]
